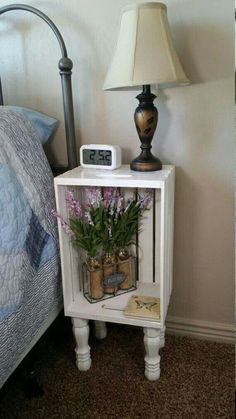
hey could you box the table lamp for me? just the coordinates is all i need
[103,2,190,171]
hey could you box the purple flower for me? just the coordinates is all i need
[103,187,113,208]
[52,209,75,239]
[136,191,152,210]
[103,187,120,209]
[116,196,124,215]
[84,211,94,226]
[85,187,102,209]
[66,191,82,217]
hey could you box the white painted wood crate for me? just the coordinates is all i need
[54,165,175,380]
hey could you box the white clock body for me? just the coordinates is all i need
[80,144,122,170]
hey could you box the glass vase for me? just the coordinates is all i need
[86,256,104,300]
[103,252,117,294]
[117,247,133,290]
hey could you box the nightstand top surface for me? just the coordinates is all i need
[54,164,174,188]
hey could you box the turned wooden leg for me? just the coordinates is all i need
[143,327,161,381]
[94,321,107,340]
[72,318,91,371]
[159,325,166,349]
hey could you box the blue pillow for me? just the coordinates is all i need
[2,106,58,144]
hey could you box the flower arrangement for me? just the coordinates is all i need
[53,187,152,301]
[53,187,151,258]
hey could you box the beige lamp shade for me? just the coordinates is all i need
[103,2,190,90]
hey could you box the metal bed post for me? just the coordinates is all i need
[0,3,78,169]
[0,78,3,106]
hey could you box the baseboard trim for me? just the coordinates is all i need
[166,315,234,343]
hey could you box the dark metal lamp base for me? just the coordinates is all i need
[131,84,163,172]
[130,154,162,172]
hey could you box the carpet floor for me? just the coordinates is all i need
[0,315,234,419]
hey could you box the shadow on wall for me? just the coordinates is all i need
[151,88,171,163]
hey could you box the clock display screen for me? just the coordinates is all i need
[83,149,112,166]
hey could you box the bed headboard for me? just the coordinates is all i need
[0,79,3,107]
[0,3,78,170]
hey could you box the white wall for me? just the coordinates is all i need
[0,0,234,329]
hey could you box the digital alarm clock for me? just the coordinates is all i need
[80,144,122,170]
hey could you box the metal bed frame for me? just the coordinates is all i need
[0,3,78,392]
[0,3,78,169]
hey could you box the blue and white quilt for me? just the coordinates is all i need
[0,109,59,320]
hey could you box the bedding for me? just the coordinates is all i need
[0,109,62,388]
[0,106,58,144]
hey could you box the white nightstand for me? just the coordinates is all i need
[54,165,175,380]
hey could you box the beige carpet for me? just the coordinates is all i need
[0,316,234,418]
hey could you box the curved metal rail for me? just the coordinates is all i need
[0,4,78,168]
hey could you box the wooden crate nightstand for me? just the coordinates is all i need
[54,164,175,380]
